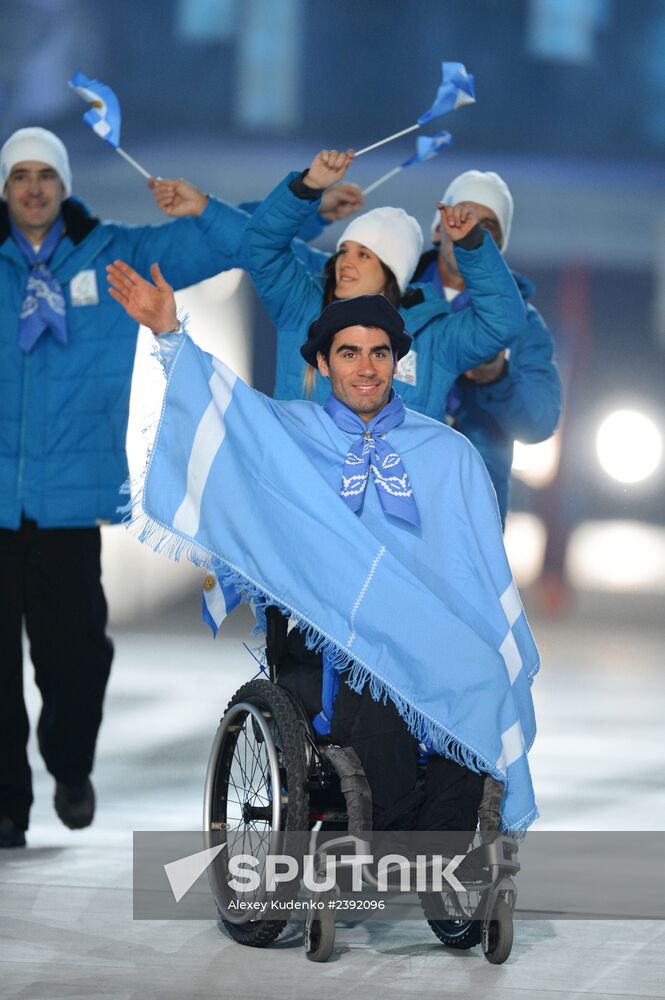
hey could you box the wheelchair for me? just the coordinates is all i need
[203,613,520,965]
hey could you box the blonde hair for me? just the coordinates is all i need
[302,364,317,398]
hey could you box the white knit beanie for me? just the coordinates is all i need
[431,170,513,251]
[337,206,423,293]
[1,127,72,196]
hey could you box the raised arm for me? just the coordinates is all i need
[286,182,364,243]
[434,204,528,374]
[117,178,250,290]
[149,177,208,218]
[107,260,178,334]
[237,182,363,275]
[239,149,354,330]
[149,171,362,286]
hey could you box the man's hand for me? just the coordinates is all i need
[303,149,355,191]
[319,182,364,221]
[107,260,178,334]
[149,177,208,217]
[438,203,479,243]
[464,350,507,384]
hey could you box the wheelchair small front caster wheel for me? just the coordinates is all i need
[482,897,513,964]
[304,908,336,962]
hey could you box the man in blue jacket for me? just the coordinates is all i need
[412,170,562,526]
[0,127,253,847]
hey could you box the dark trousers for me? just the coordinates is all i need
[275,622,484,833]
[0,519,113,830]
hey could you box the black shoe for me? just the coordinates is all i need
[54,778,95,830]
[0,817,27,848]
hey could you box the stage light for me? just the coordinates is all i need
[567,520,665,593]
[504,512,547,586]
[512,431,560,489]
[596,410,662,484]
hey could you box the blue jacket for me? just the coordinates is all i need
[0,194,247,529]
[238,173,528,417]
[229,200,329,272]
[239,200,330,248]
[414,250,561,524]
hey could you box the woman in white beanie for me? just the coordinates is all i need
[241,148,527,419]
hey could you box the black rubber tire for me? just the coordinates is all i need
[222,916,288,948]
[483,897,513,964]
[428,918,482,950]
[304,909,336,962]
[207,680,309,947]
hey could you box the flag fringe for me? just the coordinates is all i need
[124,490,534,832]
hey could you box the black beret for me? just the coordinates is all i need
[300,295,412,369]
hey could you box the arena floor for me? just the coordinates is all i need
[2,600,664,1000]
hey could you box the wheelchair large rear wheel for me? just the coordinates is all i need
[204,680,309,947]
[427,918,481,950]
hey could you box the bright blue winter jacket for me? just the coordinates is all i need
[238,200,330,247]
[449,274,561,524]
[238,173,528,416]
[0,194,248,529]
[414,250,562,524]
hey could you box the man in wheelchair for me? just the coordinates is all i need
[107,258,539,843]
[267,549,484,836]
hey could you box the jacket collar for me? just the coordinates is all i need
[411,247,438,283]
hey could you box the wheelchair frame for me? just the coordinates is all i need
[203,675,519,964]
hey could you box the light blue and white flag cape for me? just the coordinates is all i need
[68,71,152,179]
[130,331,540,832]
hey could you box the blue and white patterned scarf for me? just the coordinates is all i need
[11,216,67,352]
[323,391,420,527]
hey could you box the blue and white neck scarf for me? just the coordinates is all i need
[323,392,421,527]
[11,216,67,353]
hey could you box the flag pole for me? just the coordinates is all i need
[115,146,152,180]
[354,123,420,158]
[362,165,403,196]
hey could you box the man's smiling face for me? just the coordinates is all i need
[317,324,396,423]
[4,160,65,239]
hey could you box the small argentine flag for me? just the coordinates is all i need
[402,130,452,166]
[417,61,475,125]
[202,573,242,638]
[69,71,121,147]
